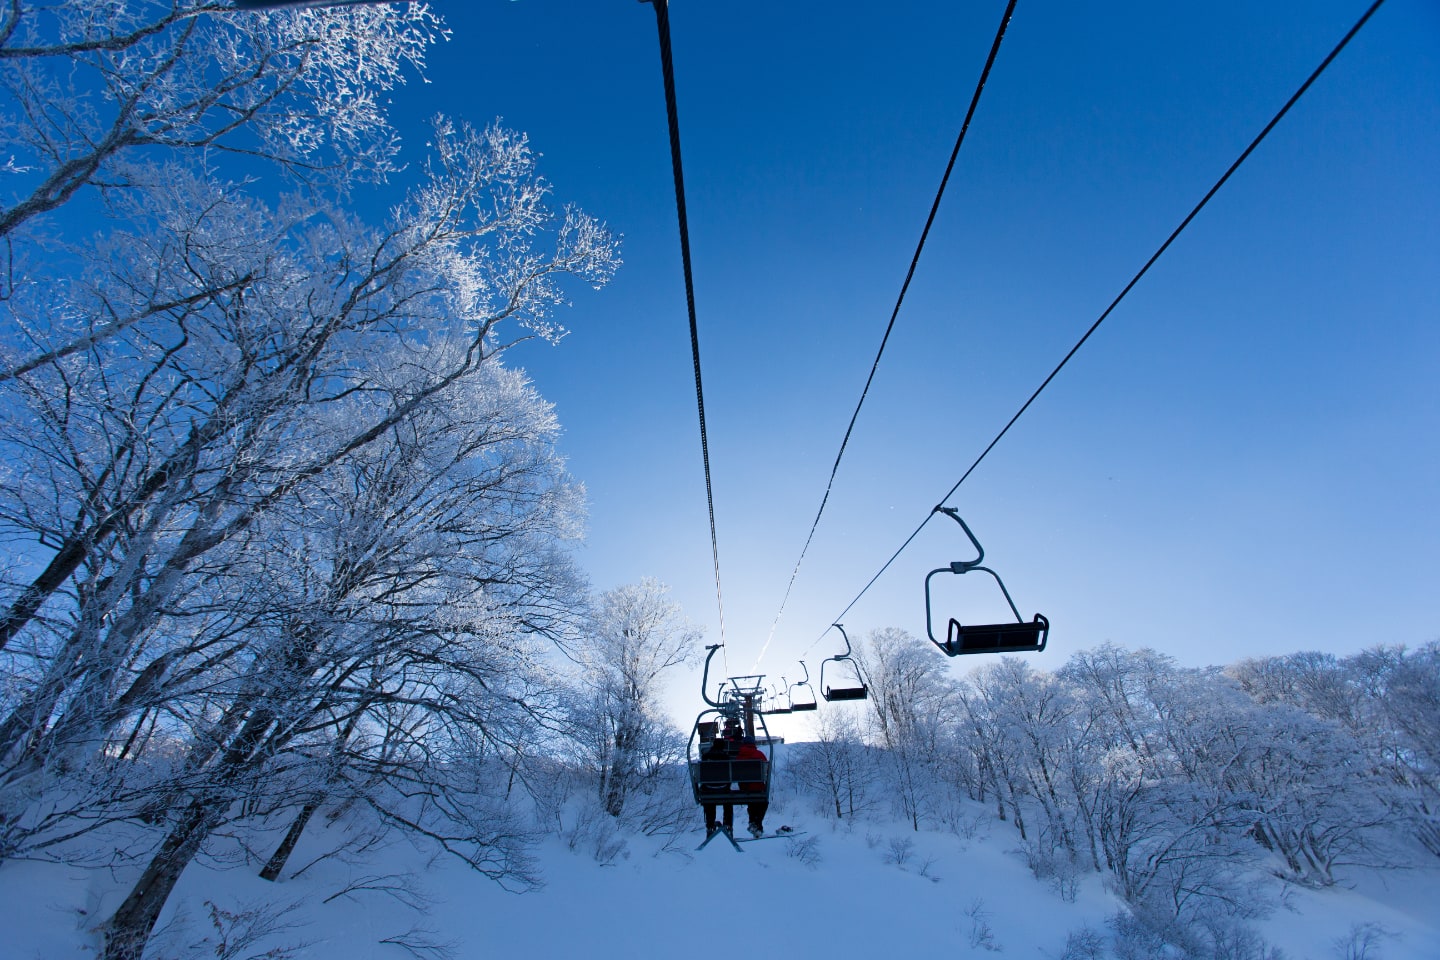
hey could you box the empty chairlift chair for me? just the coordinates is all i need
[763,679,793,715]
[788,662,818,712]
[820,624,868,702]
[923,508,1049,656]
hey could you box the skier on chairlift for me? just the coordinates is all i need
[701,732,735,835]
[735,735,769,837]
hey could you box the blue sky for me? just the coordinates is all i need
[380,0,1438,708]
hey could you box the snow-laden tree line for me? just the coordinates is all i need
[784,630,1440,959]
[0,3,715,958]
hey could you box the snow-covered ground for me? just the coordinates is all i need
[3,786,1437,959]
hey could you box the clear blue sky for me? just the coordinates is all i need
[382,0,1438,711]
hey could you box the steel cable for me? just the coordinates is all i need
[758,0,1022,670]
[813,0,1388,646]
[646,0,728,667]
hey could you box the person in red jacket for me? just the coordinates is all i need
[735,736,769,837]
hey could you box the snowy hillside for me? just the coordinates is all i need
[3,766,1438,960]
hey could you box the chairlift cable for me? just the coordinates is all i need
[809,0,1388,646]
[758,0,1021,669]
[645,0,728,668]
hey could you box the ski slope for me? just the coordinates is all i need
[3,790,1437,958]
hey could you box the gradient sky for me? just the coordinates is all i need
[376,0,1438,724]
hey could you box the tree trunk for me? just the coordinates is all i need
[101,799,215,960]
[260,711,362,881]
[104,700,280,957]
[260,801,319,882]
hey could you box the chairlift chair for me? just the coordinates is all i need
[763,678,793,715]
[820,624,868,702]
[788,662,818,712]
[923,509,1049,656]
[688,646,773,807]
[689,711,772,807]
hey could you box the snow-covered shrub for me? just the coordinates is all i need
[1330,922,1397,960]
[1059,925,1108,960]
[784,833,822,869]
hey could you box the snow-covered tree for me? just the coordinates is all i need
[567,578,700,817]
[967,657,1081,868]
[788,707,878,820]
[0,118,613,782]
[853,626,957,830]
[0,0,442,243]
[0,8,618,949]
[1232,644,1440,860]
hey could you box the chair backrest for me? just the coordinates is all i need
[695,759,766,783]
[691,759,770,802]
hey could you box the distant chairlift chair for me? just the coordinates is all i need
[788,662,818,712]
[763,678,792,715]
[923,508,1049,656]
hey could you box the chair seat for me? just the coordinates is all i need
[944,616,1048,655]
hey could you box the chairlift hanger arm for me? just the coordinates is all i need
[935,507,984,569]
[700,644,725,708]
[928,509,1023,619]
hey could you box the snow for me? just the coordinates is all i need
[3,785,1438,959]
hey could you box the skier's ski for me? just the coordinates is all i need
[735,828,805,843]
[696,826,744,852]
